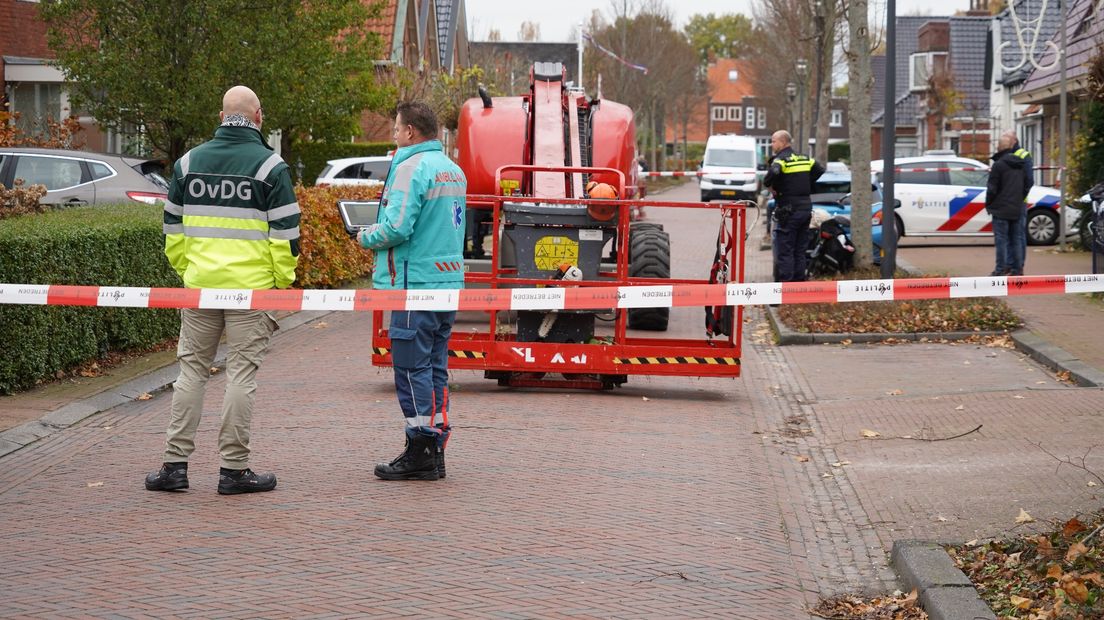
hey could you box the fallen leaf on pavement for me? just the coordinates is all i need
[1016,508,1036,524]
[136,393,152,401]
[1009,595,1032,609]
[1046,564,1064,580]
[886,389,904,396]
[831,461,851,467]
[210,367,221,374]
[314,322,328,329]
[1061,575,1090,603]
[641,396,650,401]
[860,429,880,438]
[1066,542,1089,562]
[1014,395,1025,399]
[955,405,965,410]
[796,455,810,463]
[1089,481,1098,487]
[86,482,104,488]
[935,515,949,522]
[1062,517,1087,538]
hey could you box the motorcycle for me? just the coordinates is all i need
[806,211,856,277]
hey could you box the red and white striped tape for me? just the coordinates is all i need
[646,167,988,177]
[2,275,1102,312]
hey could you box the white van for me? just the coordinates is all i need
[699,134,760,202]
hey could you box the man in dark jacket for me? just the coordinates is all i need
[986,132,1032,276]
[763,130,825,282]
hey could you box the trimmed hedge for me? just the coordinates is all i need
[0,205,182,394]
[294,184,378,288]
[0,186,380,393]
[293,141,394,186]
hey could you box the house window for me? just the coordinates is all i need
[830,110,843,127]
[909,52,946,91]
[711,106,726,121]
[728,106,742,122]
[757,108,766,129]
[10,82,63,137]
[745,106,754,129]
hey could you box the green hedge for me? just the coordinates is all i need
[0,205,182,394]
[292,141,394,186]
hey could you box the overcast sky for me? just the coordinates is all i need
[466,0,976,42]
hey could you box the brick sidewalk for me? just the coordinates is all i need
[2,184,1101,617]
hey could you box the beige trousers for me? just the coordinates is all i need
[162,308,278,470]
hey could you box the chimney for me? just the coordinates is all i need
[918,21,950,52]
[966,0,990,16]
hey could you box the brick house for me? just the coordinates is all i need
[666,58,849,165]
[872,2,994,161]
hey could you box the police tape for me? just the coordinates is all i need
[2,275,1102,312]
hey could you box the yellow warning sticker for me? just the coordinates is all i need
[533,236,579,271]
[499,179,520,194]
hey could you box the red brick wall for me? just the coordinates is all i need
[0,0,54,92]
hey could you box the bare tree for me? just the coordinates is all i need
[518,21,541,42]
[812,0,843,164]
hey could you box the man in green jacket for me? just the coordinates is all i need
[146,85,300,495]
[357,101,466,481]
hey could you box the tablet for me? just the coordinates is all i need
[336,200,380,235]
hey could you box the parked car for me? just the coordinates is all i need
[315,156,391,188]
[0,147,168,205]
[870,155,1077,245]
[766,171,878,229]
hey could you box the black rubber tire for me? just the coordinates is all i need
[629,221,664,235]
[627,228,671,331]
[1027,208,1059,245]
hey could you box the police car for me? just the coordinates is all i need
[870,155,1074,245]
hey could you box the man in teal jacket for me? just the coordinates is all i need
[358,101,466,481]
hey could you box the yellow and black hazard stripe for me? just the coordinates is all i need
[615,356,740,365]
[373,347,485,359]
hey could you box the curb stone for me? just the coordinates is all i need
[0,309,332,459]
[891,541,996,620]
[764,304,1104,388]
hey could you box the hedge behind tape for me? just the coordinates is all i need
[0,205,181,394]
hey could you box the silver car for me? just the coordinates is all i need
[0,147,169,206]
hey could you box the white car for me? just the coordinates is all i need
[870,155,1075,245]
[315,156,391,188]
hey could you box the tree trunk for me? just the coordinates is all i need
[846,0,875,270]
[814,0,837,164]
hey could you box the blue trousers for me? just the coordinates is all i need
[992,211,1026,275]
[772,209,813,282]
[389,310,455,429]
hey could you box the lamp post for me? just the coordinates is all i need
[796,58,808,151]
[786,82,797,137]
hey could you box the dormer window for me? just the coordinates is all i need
[728,69,739,81]
[909,52,947,92]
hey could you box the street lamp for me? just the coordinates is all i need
[796,58,808,152]
[786,82,797,138]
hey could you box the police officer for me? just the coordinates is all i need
[763,130,824,282]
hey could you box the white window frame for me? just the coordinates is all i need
[711,105,726,121]
[757,108,767,129]
[728,106,742,122]
[909,52,946,92]
[830,110,843,127]
[745,106,755,129]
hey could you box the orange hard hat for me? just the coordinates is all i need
[586,181,617,199]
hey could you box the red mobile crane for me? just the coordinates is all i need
[371,62,747,389]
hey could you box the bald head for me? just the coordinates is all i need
[220,85,263,127]
[770,130,792,155]
[1000,129,1019,151]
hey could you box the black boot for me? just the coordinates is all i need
[435,424,451,479]
[375,431,439,481]
[217,468,277,495]
[145,462,189,491]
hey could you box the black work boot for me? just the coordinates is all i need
[435,424,451,479]
[217,468,277,495]
[374,431,439,481]
[145,462,189,491]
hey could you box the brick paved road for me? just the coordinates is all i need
[3,183,1101,618]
